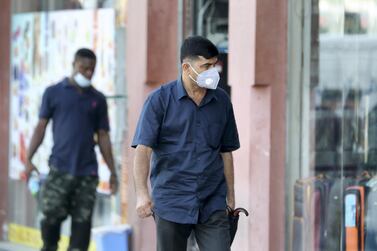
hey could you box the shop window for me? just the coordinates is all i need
[287,0,377,250]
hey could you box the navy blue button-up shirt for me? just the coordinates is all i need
[39,77,110,176]
[132,78,240,224]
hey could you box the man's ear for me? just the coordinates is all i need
[72,61,80,76]
[182,62,190,73]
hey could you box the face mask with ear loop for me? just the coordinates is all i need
[188,64,220,90]
[73,72,91,88]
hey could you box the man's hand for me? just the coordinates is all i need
[227,195,235,210]
[24,160,40,181]
[136,193,153,218]
[109,173,119,195]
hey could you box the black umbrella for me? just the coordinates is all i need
[227,206,249,245]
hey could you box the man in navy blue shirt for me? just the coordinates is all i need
[25,48,118,251]
[132,36,240,251]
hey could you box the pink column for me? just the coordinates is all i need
[0,0,10,240]
[122,1,149,250]
[229,0,287,250]
[122,0,178,250]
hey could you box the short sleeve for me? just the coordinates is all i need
[131,91,163,148]
[220,102,240,152]
[97,97,110,131]
[39,87,54,119]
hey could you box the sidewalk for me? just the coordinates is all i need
[0,242,37,251]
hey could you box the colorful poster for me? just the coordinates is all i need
[10,9,117,194]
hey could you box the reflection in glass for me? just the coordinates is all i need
[292,0,377,250]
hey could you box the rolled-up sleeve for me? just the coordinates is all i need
[220,102,240,152]
[132,91,163,148]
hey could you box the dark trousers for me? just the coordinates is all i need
[155,210,231,251]
[40,168,98,251]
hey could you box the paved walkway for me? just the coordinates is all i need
[0,242,37,251]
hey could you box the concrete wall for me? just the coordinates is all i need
[0,0,11,240]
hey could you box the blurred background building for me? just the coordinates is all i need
[1,0,377,250]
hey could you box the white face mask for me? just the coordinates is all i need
[73,73,91,88]
[189,64,220,90]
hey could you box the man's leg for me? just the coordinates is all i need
[194,210,231,251]
[40,217,63,251]
[187,232,200,251]
[155,214,192,251]
[40,168,72,251]
[68,175,98,251]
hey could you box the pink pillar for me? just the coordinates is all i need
[122,0,178,250]
[229,0,287,250]
[0,0,10,240]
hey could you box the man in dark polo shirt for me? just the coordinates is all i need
[132,36,240,251]
[25,48,118,251]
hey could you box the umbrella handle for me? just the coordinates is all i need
[227,206,250,217]
[233,208,249,217]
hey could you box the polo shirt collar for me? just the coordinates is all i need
[62,77,72,88]
[62,77,94,93]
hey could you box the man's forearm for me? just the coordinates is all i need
[134,145,153,218]
[133,145,152,196]
[27,120,48,161]
[221,152,235,206]
[98,131,116,174]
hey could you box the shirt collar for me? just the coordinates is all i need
[177,77,188,100]
[202,89,218,105]
[62,77,71,88]
[176,77,218,103]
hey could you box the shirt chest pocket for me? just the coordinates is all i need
[205,123,224,149]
